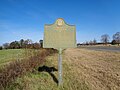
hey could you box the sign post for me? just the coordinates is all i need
[58,48,62,85]
[43,18,76,86]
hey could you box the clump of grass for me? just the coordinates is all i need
[0,48,57,89]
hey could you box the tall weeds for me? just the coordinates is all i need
[0,48,57,89]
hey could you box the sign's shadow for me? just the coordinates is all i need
[38,65,58,85]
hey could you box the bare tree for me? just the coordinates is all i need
[3,43,9,49]
[20,39,24,48]
[113,32,120,46]
[24,39,31,48]
[101,34,110,45]
[9,41,20,49]
[93,38,97,45]
[85,41,89,45]
[27,39,32,44]
[89,40,93,45]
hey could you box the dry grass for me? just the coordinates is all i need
[3,48,120,90]
[64,48,120,90]
[0,49,56,90]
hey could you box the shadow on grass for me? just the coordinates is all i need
[38,65,58,85]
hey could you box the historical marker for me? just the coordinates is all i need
[43,18,76,86]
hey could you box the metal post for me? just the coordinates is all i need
[58,48,62,86]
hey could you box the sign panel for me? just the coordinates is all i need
[43,18,76,49]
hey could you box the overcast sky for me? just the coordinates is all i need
[0,0,120,45]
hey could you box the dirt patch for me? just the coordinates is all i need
[63,48,120,90]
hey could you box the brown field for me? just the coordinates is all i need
[63,48,120,90]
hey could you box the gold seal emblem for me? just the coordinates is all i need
[57,19,63,26]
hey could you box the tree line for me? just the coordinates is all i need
[77,32,120,46]
[0,32,120,50]
[0,39,43,50]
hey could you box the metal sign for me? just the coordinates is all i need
[43,18,76,86]
[43,18,76,49]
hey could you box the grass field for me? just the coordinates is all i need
[0,49,26,67]
[0,49,40,67]
[6,48,120,90]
